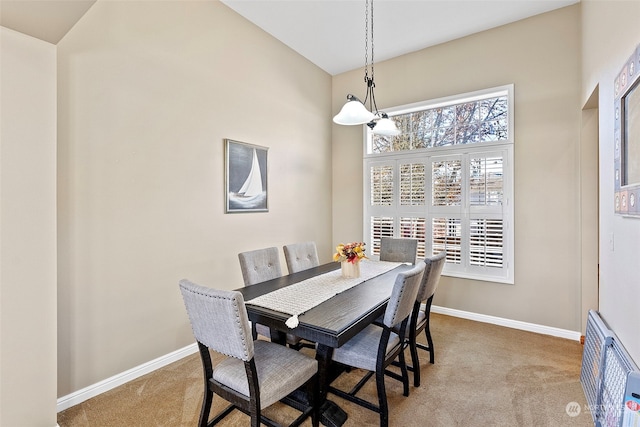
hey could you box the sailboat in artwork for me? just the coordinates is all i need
[237,148,263,197]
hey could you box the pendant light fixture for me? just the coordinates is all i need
[333,0,400,137]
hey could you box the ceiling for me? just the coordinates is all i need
[220,0,579,75]
[1,0,578,75]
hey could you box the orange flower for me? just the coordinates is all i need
[333,242,368,264]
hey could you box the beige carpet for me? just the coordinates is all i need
[57,314,594,426]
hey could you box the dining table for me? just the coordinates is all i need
[235,260,413,427]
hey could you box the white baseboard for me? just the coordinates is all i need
[431,305,582,341]
[57,308,581,413]
[56,343,198,412]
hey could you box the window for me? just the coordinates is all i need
[364,85,514,283]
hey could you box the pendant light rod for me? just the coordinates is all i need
[364,0,373,93]
[361,0,377,114]
[332,0,400,136]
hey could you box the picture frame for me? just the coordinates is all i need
[225,139,268,213]
[614,43,640,217]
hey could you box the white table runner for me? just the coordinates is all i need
[246,260,402,328]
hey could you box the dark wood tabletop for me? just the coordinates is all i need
[236,262,412,348]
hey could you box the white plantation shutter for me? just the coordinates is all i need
[400,163,426,206]
[368,160,396,257]
[432,217,462,264]
[370,216,394,255]
[365,150,512,282]
[432,160,462,207]
[371,165,394,206]
[467,153,505,273]
[364,85,513,283]
[469,218,504,267]
[470,156,503,207]
[399,217,427,258]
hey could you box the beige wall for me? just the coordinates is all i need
[56,0,332,395]
[0,27,57,426]
[3,0,635,412]
[580,105,599,332]
[333,6,586,331]
[582,0,640,364]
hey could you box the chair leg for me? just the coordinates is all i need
[375,368,389,427]
[198,387,213,427]
[424,325,435,364]
[398,347,410,397]
[196,342,214,427]
[249,404,262,427]
[409,334,421,387]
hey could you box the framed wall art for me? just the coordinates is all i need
[614,42,640,217]
[225,139,268,213]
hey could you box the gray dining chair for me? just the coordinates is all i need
[238,246,283,287]
[179,280,319,427]
[379,237,418,265]
[282,242,321,350]
[238,247,308,349]
[283,241,320,274]
[328,262,425,427]
[406,251,446,387]
[238,247,282,341]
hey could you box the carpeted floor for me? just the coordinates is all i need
[57,314,594,426]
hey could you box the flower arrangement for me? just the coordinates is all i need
[333,242,367,264]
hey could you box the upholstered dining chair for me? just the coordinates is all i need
[238,247,308,349]
[238,247,282,341]
[238,247,283,287]
[328,262,425,427]
[282,242,320,350]
[379,237,418,265]
[283,241,320,274]
[406,251,446,387]
[179,280,319,427]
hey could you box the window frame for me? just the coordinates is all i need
[363,85,514,284]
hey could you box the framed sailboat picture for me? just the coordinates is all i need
[225,139,268,213]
